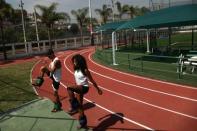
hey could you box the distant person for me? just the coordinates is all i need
[67,54,103,128]
[40,49,62,112]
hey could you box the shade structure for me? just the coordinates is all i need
[117,4,197,30]
[95,21,127,31]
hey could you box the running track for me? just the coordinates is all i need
[31,47,197,131]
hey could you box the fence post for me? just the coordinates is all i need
[43,42,46,51]
[65,39,67,49]
[12,44,15,56]
[141,55,143,72]
[128,54,131,69]
[178,60,181,79]
[55,40,58,50]
[74,38,77,48]
[28,42,32,55]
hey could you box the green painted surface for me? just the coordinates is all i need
[0,99,90,131]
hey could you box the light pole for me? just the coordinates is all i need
[89,0,94,45]
[19,0,27,53]
[34,8,40,51]
[111,0,115,22]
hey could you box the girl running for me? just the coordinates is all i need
[67,54,103,128]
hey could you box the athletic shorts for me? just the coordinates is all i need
[52,80,60,90]
[69,85,89,95]
[82,86,89,94]
[48,72,60,90]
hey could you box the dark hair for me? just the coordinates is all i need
[72,54,87,76]
[46,49,54,56]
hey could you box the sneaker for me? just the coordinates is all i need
[78,115,87,129]
[51,108,62,113]
[67,108,78,114]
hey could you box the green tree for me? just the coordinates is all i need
[71,7,88,46]
[135,6,150,16]
[128,6,135,19]
[0,0,13,60]
[116,1,130,20]
[35,3,64,49]
[95,5,112,24]
[59,12,70,23]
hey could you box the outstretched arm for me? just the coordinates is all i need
[85,69,102,95]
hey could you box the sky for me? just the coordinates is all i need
[6,0,149,19]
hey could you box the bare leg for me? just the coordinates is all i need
[76,93,84,116]
[67,88,75,101]
[67,85,83,113]
[54,90,60,103]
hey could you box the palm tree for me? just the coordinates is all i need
[116,1,129,20]
[128,6,135,19]
[0,0,13,60]
[71,7,88,46]
[35,3,64,49]
[59,12,71,23]
[134,6,150,16]
[141,7,150,15]
[95,5,112,24]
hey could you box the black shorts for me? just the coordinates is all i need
[48,72,60,90]
[82,86,89,94]
[69,85,89,95]
[52,80,60,90]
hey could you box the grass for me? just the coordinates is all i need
[157,32,197,46]
[0,61,37,112]
[93,48,197,87]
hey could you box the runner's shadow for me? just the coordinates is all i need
[93,112,124,131]
[69,102,96,115]
[83,102,96,111]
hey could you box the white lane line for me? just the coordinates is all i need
[88,51,197,90]
[62,50,154,130]
[30,60,41,96]
[64,49,197,120]
[87,52,197,102]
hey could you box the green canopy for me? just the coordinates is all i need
[95,21,127,31]
[117,4,197,30]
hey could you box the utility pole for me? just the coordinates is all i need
[34,8,40,51]
[89,0,94,45]
[111,0,115,22]
[19,0,27,53]
[34,8,39,41]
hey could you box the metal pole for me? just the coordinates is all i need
[112,31,117,65]
[111,0,115,21]
[89,0,94,45]
[34,8,40,51]
[34,8,39,42]
[19,0,27,53]
[89,0,92,32]
[192,26,194,50]
[146,29,150,53]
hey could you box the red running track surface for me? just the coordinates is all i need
[31,47,197,131]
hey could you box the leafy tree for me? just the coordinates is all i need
[71,7,88,46]
[95,5,112,24]
[0,0,13,60]
[116,1,130,20]
[35,3,64,49]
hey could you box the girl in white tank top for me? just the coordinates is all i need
[67,54,102,128]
